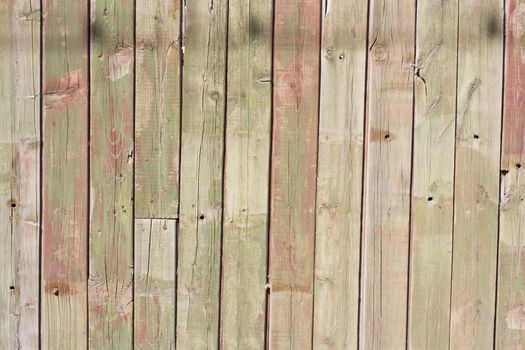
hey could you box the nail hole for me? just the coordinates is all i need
[501,169,509,176]
[52,288,59,296]
[339,54,345,60]
[199,215,205,220]
[427,197,433,202]
[9,285,15,291]
[473,134,479,139]
[517,163,522,169]
[10,203,16,208]
[384,134,390,140]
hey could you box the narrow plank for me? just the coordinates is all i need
[89,0,134,348]
[135,0,181,219]
[407,0,458,347]
[176,0,228,348]
[268,0,321,348]
[41,0,89,348]
[312,0,367,348]
[0,0,40,348]
[495,0,525,347]
[360,0,415,348]
[449,0,504,348]
[219,0,273,348]
[134,219,176,349]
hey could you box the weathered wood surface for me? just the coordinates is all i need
[0,0,40,348]
[313,0,367,348]
[89,0,134,348]
[0,1,522,348]
[176,0,228,348]
[134,219,176,349]
[407,0,458,348]
[496,0,525,347]
[219,0,273,349]
[42,0,89,348]
[449,1,504,348]
[268,0,321,348]
[360,0,415,348]
[135,0,181,220]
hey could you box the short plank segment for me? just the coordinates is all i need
[449,0,504,348]
[360,0,415,348]
[407,0,458,348]
[496,0,525,347]
[176,0,228,348]
[0,0,40,348]
[219,0,273,349]
[134,219,176,349]
[41,0,89,348]
[89,0,134,348]
[312,0,367,348]
[135,0,181,219]
[268,0,321,348]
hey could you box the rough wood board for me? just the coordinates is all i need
[407,0,458,348]
[495,0,525,347]
[0,0,40,348]
[134,219,176,349]
[219,0,273,348]
[41,0,89,348]
[312,0,367,348]
[135,0,181,219]
[360,0,415,348]
[89,0,134,348]
[176,0,228,348]
[268,0,321,348]
[449,0,503,348]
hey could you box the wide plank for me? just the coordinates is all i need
[268,0,321,348]
[89,0,134,348]
[0,0,40,348]
[449,0,504,348]
[219,0,273,349]
[41,0,89,348]
[312,0,367,348]
[360,0,415,348]
[176,0,228,348]
[407,0,458,348]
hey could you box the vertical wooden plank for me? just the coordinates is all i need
[407,0,458,348]
[450,0,503,348]
[0,0,40,348]
[134,219,176,349]
[41,0,89,348]
[312,0,367,348]
[219,0,273,348]
[268,0,321,348]
[135,0,181,219]
[89,0,134,348]
[495,0,525,347]
[176,0,227,348]
[360,0,415,348]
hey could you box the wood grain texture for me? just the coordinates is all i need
[407,0,458,348]
[176,0,228,348]
[360,0,415,348]
[0,0,40,348]
[495,0,525,347]
[268,0,321,348]
[89,0,134,348]
[312,0,367,348]
[134,219,176,349]
[219,0,273,349]
[450,1,503,349]
[41,0,89,348]
[135,0,181,219]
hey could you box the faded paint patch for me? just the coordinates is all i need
[506,304,525,330]
[109,47,133,81]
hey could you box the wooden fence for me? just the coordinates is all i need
[0,0,522,348]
